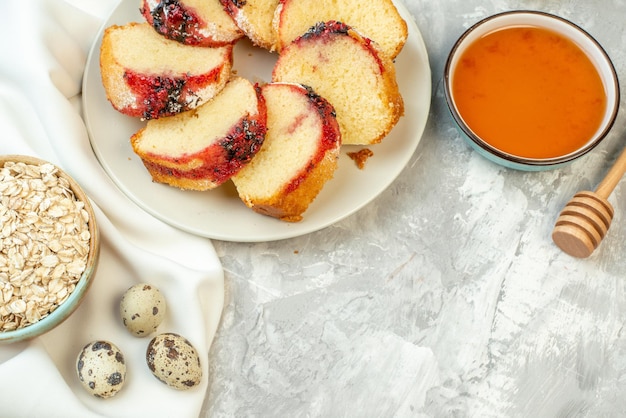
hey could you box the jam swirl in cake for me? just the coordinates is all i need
[280,84,340,194]
[301,20,350,38]
[124,67,223,120]
[141,110,266,185]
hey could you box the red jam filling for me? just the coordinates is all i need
[301,21,350,38]
[123,67,223,120]
[283,85,341,194]
[144,117,265,185]
[145,85,267,185]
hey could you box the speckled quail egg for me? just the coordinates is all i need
[76,340,126,398]
[146,333,202,390]
[119,283,167,337]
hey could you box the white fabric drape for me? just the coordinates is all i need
[0,1,225,416]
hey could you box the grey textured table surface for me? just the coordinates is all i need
[204,1,626,416]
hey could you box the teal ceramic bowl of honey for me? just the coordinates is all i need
[444,11,619,170]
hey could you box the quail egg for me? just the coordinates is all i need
[146,333,202,390]
[76,340,126,398]
[120,283,167,337]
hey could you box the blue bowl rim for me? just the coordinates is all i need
[443,10,621,168]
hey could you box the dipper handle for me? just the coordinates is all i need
[595,145,626,198]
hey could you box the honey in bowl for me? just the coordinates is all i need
[444,11,620,170]
[452,25,607,159]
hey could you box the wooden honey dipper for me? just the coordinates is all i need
[552,146,626,258]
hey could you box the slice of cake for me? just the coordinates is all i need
[220,0,280,51]
[232,82,341,222]
[274,0,408,59]
[100,22,233,120]
[140,0,243,46]
[272,21,403,145]
[130,77,267,191]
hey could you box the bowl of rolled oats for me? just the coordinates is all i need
[0,155,99,343]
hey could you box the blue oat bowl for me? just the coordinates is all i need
[0,155,100,344]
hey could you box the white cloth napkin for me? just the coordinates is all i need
[0,1,225,417]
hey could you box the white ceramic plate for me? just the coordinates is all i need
[83,0,432,242]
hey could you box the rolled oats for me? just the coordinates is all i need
[0,161,91,331]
